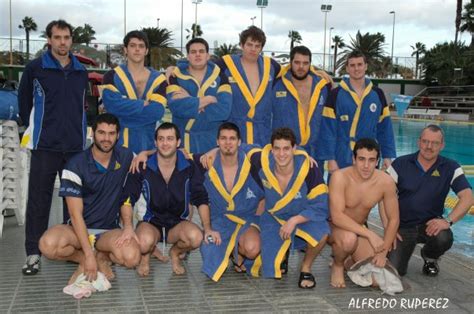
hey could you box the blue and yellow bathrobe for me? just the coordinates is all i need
[257,144,330,278]
[198,147,264,281]
[217,54,281,145]
[272,65,331,160]
[100,65,166,154]
[167,60,232,154]
[316,77,396,168]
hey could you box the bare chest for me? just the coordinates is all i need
[294,81,313,116]
[275,172,292,194]
[242,63,260,96]
[159,166,175,184]
[131,69,151,99]
[222,165,238,192]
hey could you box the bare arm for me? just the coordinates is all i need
[448,188,473,223]
[255,198,265,216]
[66,196,97,281]
[380,177,399,252]
[197,204,221,245]
[115,203,139,248]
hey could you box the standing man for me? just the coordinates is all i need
[216,26,281,145]
[39,113,140,284]
[101,30,166,154]
[317,51,396,173]
[167,38,232,153]
[120,122,213,276]
[329,138,399,288]
[197,122,264,281]
[257,128,330,289]
[19,19,88,275]
[272,45,331,163]
[387,125,472,276]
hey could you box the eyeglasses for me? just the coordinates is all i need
[420,139,442,147]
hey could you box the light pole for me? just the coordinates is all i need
[192,0,203,26]
[251,16,257,26]
[321,4,332,71]
[157,18,160,28]
[390,10,396,76]
[9,0,12,66]
[181,0,184,53]
[328,27,334,72]
[257,0,268,31]
[124,0,127,36]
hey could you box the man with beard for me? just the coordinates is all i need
[39,114,140,284]
[167,38,232,153]
[197,122,265,281]
[19,19,89,275]
[101,30,166,154]
[272,46,331,166]
[387,125,472,277]
[120,122,214,276]
[317,51,396,173]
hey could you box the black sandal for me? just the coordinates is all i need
[230,254,246,273]
[298,272,316,289]
[280,250,289,275]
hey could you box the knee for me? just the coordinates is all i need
[242,240,260,259]
[39,234,58,259]
[335,233,358,254]
[138,233,157,253]
[432,229,454,251]
[186,228,203,249]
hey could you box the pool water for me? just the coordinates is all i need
[380,120,474,257]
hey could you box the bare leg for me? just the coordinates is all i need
[234,226,260,272]
[299,235,328,288]
[135,222,160,277]
[167,221,203,275]
[151,246,169,263]
[330,224,358,288]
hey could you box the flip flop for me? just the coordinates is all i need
[298,272,316,289]
[230,254,246,273]
[280,250,289,275]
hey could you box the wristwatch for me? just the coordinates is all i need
[445,216,454,226]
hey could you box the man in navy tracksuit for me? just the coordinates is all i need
[18,19,88,275]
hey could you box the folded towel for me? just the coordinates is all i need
[347,257,403,296]
[63,271,112,299]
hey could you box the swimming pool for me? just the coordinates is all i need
[389,120,473,257]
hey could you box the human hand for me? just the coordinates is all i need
[84,254,98,282]
[279,219,297,240]
[115,227,139,248]
[130,152,149,174]
[392,232,403,250]
[367,231,385,253]
[204,229,222,246]
[371,251,388,268]
[425,218,450,237]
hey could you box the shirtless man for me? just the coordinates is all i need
[101,30,166,154]
[272,45,331,166]
[329,138,399,288]
[120,122,213,276]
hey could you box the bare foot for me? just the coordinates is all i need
[151,247,169,263]
[137,254,150,277]
[97,252,115,281]
[170,247,186,275]
[68,264,84,285]
[330,263,346,288]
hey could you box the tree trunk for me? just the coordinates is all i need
[26,31,30,62]
[415,53,419,79]
[333,45,338,75]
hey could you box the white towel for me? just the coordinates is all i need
[63,271,112,299]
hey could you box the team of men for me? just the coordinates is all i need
[19,20,472,292]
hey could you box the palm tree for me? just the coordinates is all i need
[411,42,426,79]
[213,43,240,58]
[288,30,302,51]
[337,31,387,76]
[18,16,37,62]
[141,27,182,70]
[72,24,96,46]
[455,0,463,45]
[460,0,474,47]
[186,23,203,40]
[332,35,345,75]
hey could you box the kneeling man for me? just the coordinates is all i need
[120,122,213,276]
[39,113,140,284]
[329,138,399,288]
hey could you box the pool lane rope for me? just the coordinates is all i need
[445,195,474,215]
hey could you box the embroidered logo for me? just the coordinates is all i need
[369,103,377,113]
[114,162,121,170]
[210,80,217,88]
[340,115,349,121]
[432,169,440,177]
[262,179,272,189]
[228,76,236,83]
[295,191,302,199]
[319,96,325,106]
[246,188,256,199]
[276,91,287,97]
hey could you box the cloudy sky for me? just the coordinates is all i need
[0,0,468,59]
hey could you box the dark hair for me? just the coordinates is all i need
[290,45,312,63]
[155,122,181,141]
[217,122,240,139]
[271,127,296,147]
[346,50,367,66]
[353,138,380,159]
[186,38,209,53]
[420,124,444,142]
[45,19,73,38]
[124,30,149,49]
[92,113,120,133]
[239,26,266,47]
